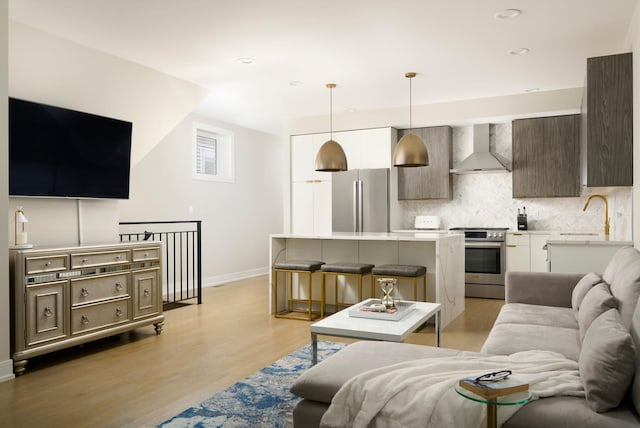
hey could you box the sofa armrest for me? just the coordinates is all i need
[505,271,584,307]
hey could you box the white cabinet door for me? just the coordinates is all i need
[311,133,331,180]
[506,233,530,272]
[291,181,314,234]
[359,128,392,169]
[313,180,332,234]
[334,130,361,170]
[291,135,314,182]
[291,180,332,234]
[530,234,551,272]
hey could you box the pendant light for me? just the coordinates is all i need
[315,83,348,171]
[393,72,429,167]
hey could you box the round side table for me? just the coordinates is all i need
[454,383,531,428]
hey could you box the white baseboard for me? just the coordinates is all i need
[203,267,268,288]
[0,359,14,383]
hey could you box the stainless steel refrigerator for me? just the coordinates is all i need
[332,168,390,233]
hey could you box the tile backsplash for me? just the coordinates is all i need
[398,123,632,240]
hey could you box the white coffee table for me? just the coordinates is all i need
[310,299,441,364]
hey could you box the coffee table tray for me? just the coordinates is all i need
[349,298,416,321]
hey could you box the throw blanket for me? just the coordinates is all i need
[320,350,584,428]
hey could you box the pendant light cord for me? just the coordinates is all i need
[330,85,333,140]
[409,76,412,132]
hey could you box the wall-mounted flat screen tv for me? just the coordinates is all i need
[9,97,133,199]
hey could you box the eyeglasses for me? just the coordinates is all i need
[474,370,512,383]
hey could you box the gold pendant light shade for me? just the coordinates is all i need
[315,83,348,172]
[315,139,348,171]
[393,132,429,167]
[393,72,428,167]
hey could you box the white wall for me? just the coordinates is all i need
[7,22,209,247]
[118,112,284,286]
[0,0,13,382]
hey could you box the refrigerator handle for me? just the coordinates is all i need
[357,180,364,232]
[353,180,359,232]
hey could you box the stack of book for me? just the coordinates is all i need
[458,377,529,400]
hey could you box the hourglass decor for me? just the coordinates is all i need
[378,277,397,308]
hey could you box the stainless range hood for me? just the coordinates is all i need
[450,124,510,174]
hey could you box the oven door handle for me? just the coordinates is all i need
[465,242,504,248]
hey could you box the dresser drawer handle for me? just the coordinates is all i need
[44,261,52,267]
[144,252,149,257]
[143,289,151,297]
[115,308,124,317]
[81,315,89,325]
[115,255,121,260]
[43,307,53,317]
[80,287,89,297]
[82,258,88,263]
[115,283,124,291]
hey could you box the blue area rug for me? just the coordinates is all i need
[158,340,348,428]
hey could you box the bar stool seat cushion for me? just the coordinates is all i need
[274,260,324,271]
[372,264,426,277]
[322,263,375,274]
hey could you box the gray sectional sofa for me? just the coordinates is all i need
[290,246,640,427]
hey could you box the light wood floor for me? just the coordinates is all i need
[0,275,504,428]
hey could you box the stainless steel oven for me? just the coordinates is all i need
[449,228,507,299]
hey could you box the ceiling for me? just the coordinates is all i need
[8,0,638,135]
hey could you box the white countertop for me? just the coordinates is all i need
[271,231,464,242]
[546,238,633,246]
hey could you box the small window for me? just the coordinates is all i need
[192,122,234,182]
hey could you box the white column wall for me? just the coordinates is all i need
[1,0,13,382]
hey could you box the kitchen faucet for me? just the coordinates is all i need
[583,194,610,239]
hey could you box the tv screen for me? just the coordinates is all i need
[9,97,133,199]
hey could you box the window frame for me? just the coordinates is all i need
[192,122,235,183]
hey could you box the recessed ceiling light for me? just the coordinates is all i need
[525,88,540,93]
[237,57,254,64]
[508,48,530,56]
[289,81,303,86]
[495,9,522,20]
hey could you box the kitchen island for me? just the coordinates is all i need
[269,232,465,328]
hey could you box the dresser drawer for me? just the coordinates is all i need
[71,298,130,334]
[71,250,130,269]
[25,255,69,274]
[132,247,160,262]
[71,273,129,306]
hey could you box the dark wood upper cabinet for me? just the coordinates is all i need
[582,52,633,187]
[397,126,452,200]
[512,115,580,198]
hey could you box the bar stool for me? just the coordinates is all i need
[273,260,324,320]
[321,262,375,314]
[371,264,427,302]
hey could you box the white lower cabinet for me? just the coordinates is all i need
[506,232,551,273]
[291,179,332,234]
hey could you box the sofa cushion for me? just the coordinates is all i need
[578,283,617,341]
[602,246,640,328]
[290,341,469,404]
[481,323,581,360]
[579,309,636,412]
[503,396,640,428]
[572,272,602,311]
[494,303,578,330]
[629,297,640,416]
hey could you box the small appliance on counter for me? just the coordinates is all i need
[517,207,528,231]
[414,215,441,230]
